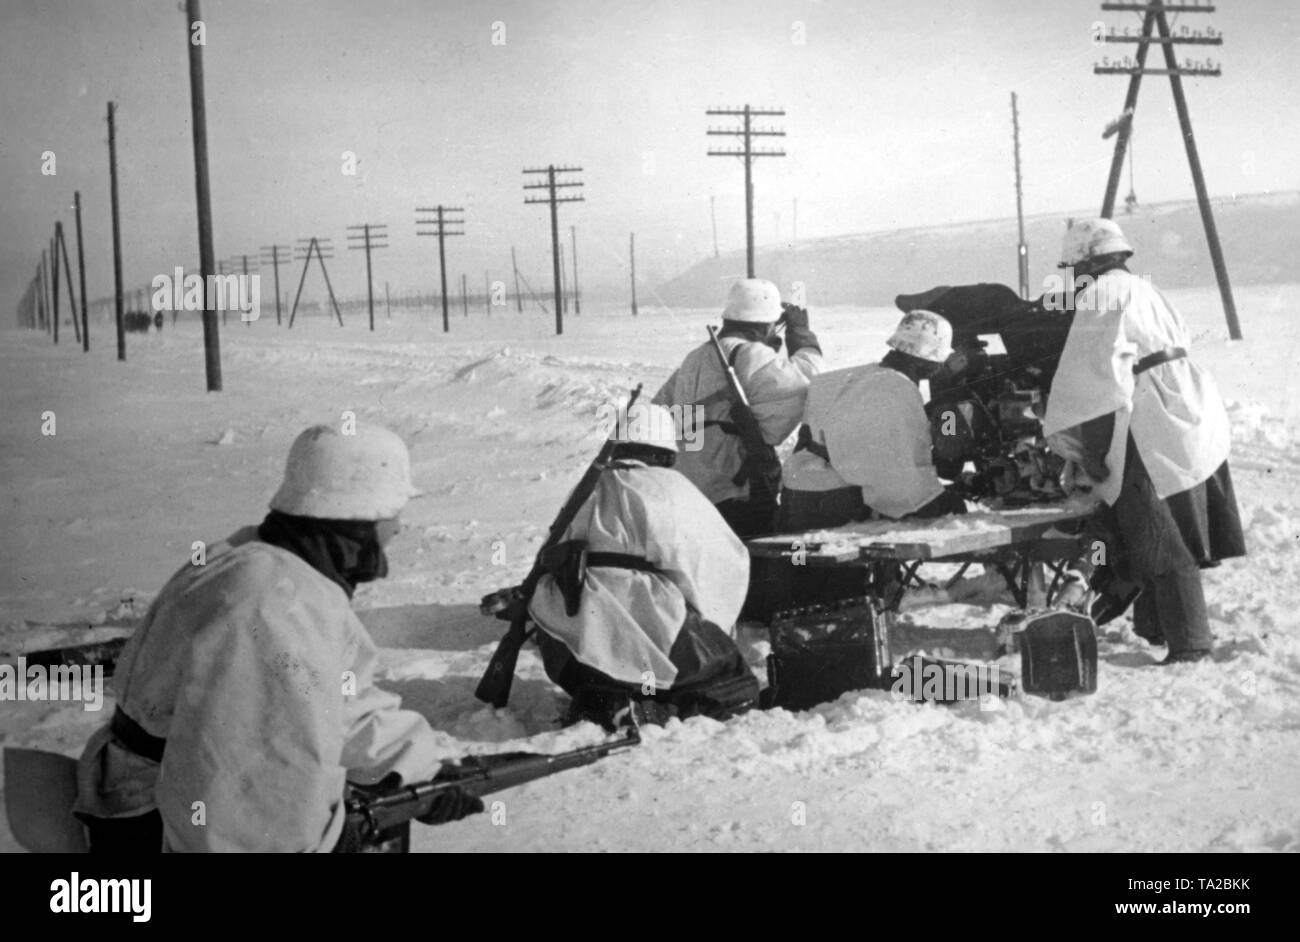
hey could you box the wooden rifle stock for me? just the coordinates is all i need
[346,729,640,842]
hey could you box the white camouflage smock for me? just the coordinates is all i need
[73,528,448,852]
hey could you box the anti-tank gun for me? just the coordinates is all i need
[894,284,1073,506]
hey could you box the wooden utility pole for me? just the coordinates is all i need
[39,248,50,333]
[707,105,786,277]
[185,0,220,389]
[1095,0,1239,339]
[558,241,567,314]
[347,223,388,332]
[1011,92,1029,299]
[51,232,60,344]
[710,196,719,258]
[569,225,580,315]
[511,247,523,313]
[415,205,464,332]
[56,223,82,345]
[629,232,638,317]
[260,243,289,326]
[288,237,344,327]
[523,165,584,336]
[73,192,89,351]
[107,103,126,360]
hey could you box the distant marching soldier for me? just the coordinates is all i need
[652,278,823,538]
[1044,217,1245,664]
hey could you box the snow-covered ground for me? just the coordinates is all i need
[2,284,1298,852]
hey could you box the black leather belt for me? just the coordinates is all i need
[110,706,167,763]
[586,552,659,574]
[1133,347,1187,376]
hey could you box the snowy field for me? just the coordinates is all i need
[2,283,1298,853]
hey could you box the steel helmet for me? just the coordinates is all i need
[270,423,418,520]
[886,310,954,364]
[613,402,679,453]
[722,279,783,323]
[1058,217,1134,268]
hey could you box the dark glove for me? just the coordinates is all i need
[780,302,820,354]
[416,786,485,826]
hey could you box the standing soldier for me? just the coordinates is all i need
[1044,217,1245,664]
[653,279,822,538]
[528,403,759,728]
[73,424,483,851]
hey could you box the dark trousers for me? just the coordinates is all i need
[81,810,163,854]
[716,495,777,540]
[537,610,754,718]
[1110,437,1213,654]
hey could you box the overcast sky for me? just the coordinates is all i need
[2,0,1297,311]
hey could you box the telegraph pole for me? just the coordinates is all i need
[222,254,257,325]
[1095,0,1239,339]
[184,0,220,389]
[710,196,719,258]
[415,205,464,332]
[570,225,580,315]
[629,232,638,317]
[1011,92,1029,299]
[523,164,584,336]
[39,248,50,333]
[347,223,388,332]
[260,243,289,326]
[74,192,89,351]
[707,105,786,277]
[56,222,81,345]
[107,103,126,360]
[511,247,523,312]
[50,233,59,344]
[288,237,344,327]
[558,242,567,314]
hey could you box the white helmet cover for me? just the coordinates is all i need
[613,402,679,454]
[722,279,783,323]
[270,423,418,521]
[886,310,954,364]
[1059,217,1134,268]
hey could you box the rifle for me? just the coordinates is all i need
[474,384,644,707]
[344,729,640,851]
[706,325,782,510]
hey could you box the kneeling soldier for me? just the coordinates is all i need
[529,403,760,727]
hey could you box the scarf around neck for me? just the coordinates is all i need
[256,510,388,599]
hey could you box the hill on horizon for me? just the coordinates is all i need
[656,190,1299,308]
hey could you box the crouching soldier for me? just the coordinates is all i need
[529,403,760,728]
[653,279,823,538]
[1044,217,1245,664]
[762,310,967,612]
[781,309,966,530]
[73,424,483,852]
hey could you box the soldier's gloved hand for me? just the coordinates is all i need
[416,786,485,826]
[780,301,809,332]
[780,302,820,354]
